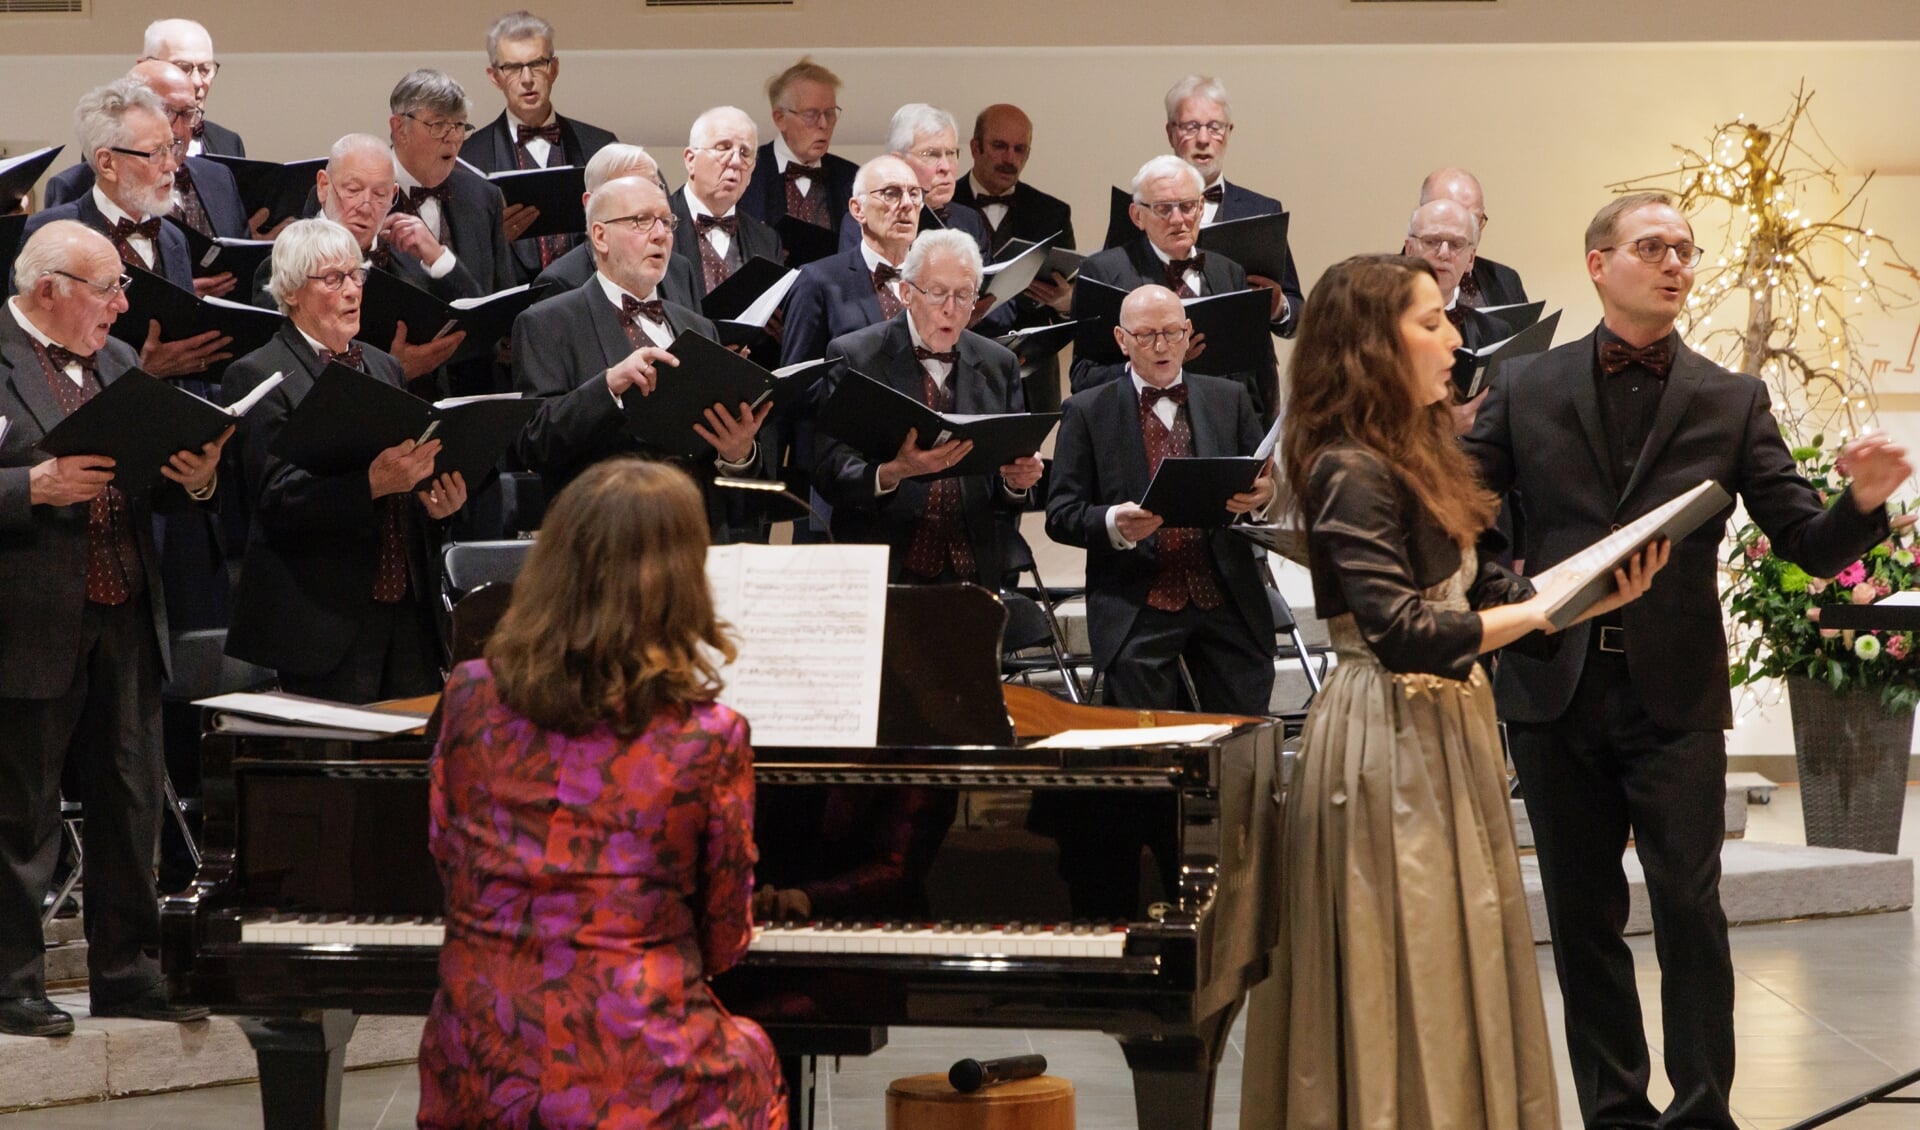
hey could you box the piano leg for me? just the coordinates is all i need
[781,1054,818,1130]
[237,1010,360,1130]
[1118,998,1244,1130]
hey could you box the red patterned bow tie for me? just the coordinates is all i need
[622,293,668,324]
[1165,254,1205,284]
[872,263,901,290]
[366,241,392,271]
[1201,183,1224,205]
[974,192,1016,207]
[319,344,365,372]
[45,344,97,376]
[913,345,957,366]
[400,183,451,212]
[113,216,162,243]
[1141,382,1189,406]
[1600,338,1674,378]
[695,214,739,237]
[783,164,820,181]
[1446,305,1468,329]
[517,122,564,145]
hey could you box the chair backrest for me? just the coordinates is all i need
[161,628,274,701]
[442,540,534,598]
[1265,587,1300,634]
[449,583,516,667]
[998,590,1057,654]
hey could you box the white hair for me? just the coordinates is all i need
[1130,155,1204,202]
[267,219,362,314]
[12,220,97,296]
[1163,74,1231,123]
[851,154,912,197]
[1406,199,1480,241]
[886,103,957,156]
[902,229,982,287]
[389,69,469,118]
[585,175,660,227]
[141,18,210,58]
[75,79,167,173]
[328,132,390,173]
[688,106,757,150]
[584,143,660,193]
[487,11,554,62]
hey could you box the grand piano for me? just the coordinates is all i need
[161,586,1288,1129]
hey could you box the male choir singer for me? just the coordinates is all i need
[530,144,703,311]
[139,18,244,158]
[742,56,857,238]
[670,107,783,302]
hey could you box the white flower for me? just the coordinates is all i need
[1856,635,1883,661]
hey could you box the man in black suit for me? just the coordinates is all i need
[782,155,922,367]
[836,105,995,262]
[140,19,244,158]
[1403,198,1502,355]
[531,144,701,310]
[813,228,1042,582]
[671,107,783,303]
[1464,191,1910,1130]
[742,57,858,241]
[460,11,617,280]
[1422,167,1528,309]
[513,175,771,540]
[223,219,464,702]
[0,221,225,1036]
[1072,155,1280,423]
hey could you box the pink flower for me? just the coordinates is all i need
[1889,634,1912,660]
[1807,577,1830,594]
[1875,579,1893,598]
[1836,561,1868,587]
[1821,628,1841,639]
[1746,537,1771,559]
[1852,583,1879,605]
[1807,607,1822,622]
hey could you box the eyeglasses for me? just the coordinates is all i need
[861,184,926,208]
[109,141,185,165]
[1600,236,1704,266]
[1140,198,1203,221]
[1172,120,1232,140]
[1118,325,1192,349]
[50,269,133,298]
[908,147,961,164]
[306,266,370,291]
[906,279,980,308]
[491,56,556,79]
[778,106,841,127]
[597,213,679,235]
[401,113,477,141]
[164,105,205,128]
[143,57,220,80]
[1410,235,1475,257]
[692,143,757,167]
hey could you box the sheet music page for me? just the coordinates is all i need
[191,691,428,732]
[707,543,891,747]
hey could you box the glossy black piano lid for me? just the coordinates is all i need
[237,770,443,918]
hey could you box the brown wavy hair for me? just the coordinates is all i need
[1282,254,1498,545]
[487,458,737,738]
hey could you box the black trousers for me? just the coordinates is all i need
[0,598,166,1005]
[1507,648,1737,1130]
[279,596,442,705]
[1104,600,1275,716]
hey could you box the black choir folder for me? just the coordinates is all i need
[997,320,1079,364]
[486,165,587,239]
[36,367,282,493]
[173,222,275,283]
[0,145,62,206]
[996,237,1085,283]
[270,362,536,490]
[1529,479,1731,630]
[1453,310,1562,400]
[817,371,1059,481]
[202,154,327,228]
[623,331,825,459]
[356,273,549,364]
[774,215,837,267]
[1196,211,1291,283]
[1072,279,1272,377]
[109,265,283,364]
[1139,456,1264,528]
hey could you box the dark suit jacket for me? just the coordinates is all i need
[220,323,433,675]
[1044,372,1273,672]
[1464,329,1888,731]
[780,245,891,367]
[0,307,185,695]
[510,281,770,539]
[1069,235,1279,423]
[953,175,1075,257]
[45,158,249,239]
[1103,178,1303,338]
[533,243,704,314]
[197,120,246,158]
[812,313,1030,581]
[1468,255,1528,308]
[668,188,783,297]
[459,111,618,280]
[428,163,519,295]
[23,193,194,293]
[741,144,858,237]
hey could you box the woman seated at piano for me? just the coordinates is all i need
[1238,255,1668,1130]
[419,456,787,1129]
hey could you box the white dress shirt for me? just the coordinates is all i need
[91,187,155,270]
[682,185,737,262]
[772,134,814,198]
[390,156,458,278]
[969,173,1011,232]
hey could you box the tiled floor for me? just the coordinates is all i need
[2,789,1915,1129]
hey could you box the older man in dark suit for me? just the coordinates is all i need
[223,219,464,702]
[1464,191,1909,1130]
[742,57,858,240]
[531,144,702,311]
[140,19,244,158]
[813,228,1042,583]
[670,107,783,302]
[1422,167,1529,309]
[460,11,617,280]
[1072,155,1279,422]
[0,221,226,1036]
[513,175,771,540]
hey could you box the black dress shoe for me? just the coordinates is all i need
[89,987,210,1023]
[0,996,76,1037]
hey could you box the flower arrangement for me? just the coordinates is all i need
[1725,436,1920,713]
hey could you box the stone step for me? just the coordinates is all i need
[1512,776,1760,849]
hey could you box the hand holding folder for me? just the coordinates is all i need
[622,331,789,460]
[816,371,1058,481]
[1139,456,1266,528]
[486,165,587,239]
[37,368,281,493]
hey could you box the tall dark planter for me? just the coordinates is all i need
[1784,675,1914,854]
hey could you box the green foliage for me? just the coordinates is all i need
[1723,442,1920,714]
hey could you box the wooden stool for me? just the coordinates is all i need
[885,1073,1075,1130]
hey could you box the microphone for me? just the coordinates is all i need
[948,1053,1048,1093]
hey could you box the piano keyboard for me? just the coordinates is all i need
[240,915,445,946]
[749,921,1128,959]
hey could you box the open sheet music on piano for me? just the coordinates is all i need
[705,543,891,747]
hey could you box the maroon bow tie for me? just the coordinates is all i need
[400,183,450,212]
[319,344,366,372]
[366,241,392,271]
[1165,253,1206,284]
[783,164,820,181]
[45,344,97,376]
[872,262,901,290]
[622,293,668,324]
[113,216,162,243]
[517,122,564,146]
[913,345,958,366]
[1600,338,1674,378]
[1201,183,1224,205]
[695,214,739,237]
[974,192,1016,208]
[1141,383,1188,406]
[1445,305,1468,329]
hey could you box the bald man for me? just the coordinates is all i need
[140,18,243,157]
[531,144,702,309]
[1420,167,1528,308]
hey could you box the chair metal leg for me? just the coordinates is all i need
[1022,558,1084,704]
[1176,656,1202,711]
[42,807,83,930]
[163,771,201,869]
